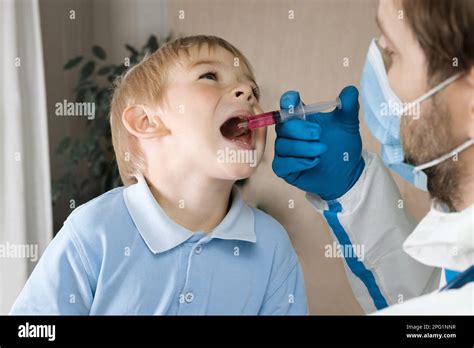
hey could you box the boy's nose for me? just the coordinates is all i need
[233,84,254,102]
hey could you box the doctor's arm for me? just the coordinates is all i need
[272,88,439,313]
[305,150,440,312]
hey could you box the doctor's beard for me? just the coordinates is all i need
[400,93,465,211]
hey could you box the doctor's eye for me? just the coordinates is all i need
[199,71,218,81]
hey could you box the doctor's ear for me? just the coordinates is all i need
[122,105,170,139]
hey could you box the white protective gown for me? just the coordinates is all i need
[306,151,474,314]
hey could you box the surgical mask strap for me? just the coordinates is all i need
[401,73,463,115]
[414,138,474,172]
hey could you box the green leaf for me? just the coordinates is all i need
[77,89,86,102]
[145,35,159,52]
[92,45,107,60]
[114,65,127,77]
[97,66,112,75]
[79,178,91,191]
[79,79,95,87]
[57,136,71,155]
[64,56,83,69]
[83,89,96,103]
[130,55,141,65]
[74,80,94,92]
[69,138,82,164]
[125,44,139,56]
[51,181,63,203]
[92,159,106,177]
[80,61,95,81]
[57,33,169,210]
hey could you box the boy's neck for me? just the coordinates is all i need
[144,170,234,233]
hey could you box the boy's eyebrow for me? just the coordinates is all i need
[190,59,224,69]
[190,59,259,88]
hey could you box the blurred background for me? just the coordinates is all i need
[0,0,430,314]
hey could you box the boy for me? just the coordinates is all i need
[10,35,308,315]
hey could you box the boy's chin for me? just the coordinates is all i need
[217,164,257,181]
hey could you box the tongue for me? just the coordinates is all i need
[220,117,249,139]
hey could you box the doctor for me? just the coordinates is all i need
[273,0,473,314]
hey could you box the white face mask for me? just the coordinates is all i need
[403,203,474,271]
[412,139,474,190]
[361,39,473,191]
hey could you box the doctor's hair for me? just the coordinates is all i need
[402,0,474,83]
[109,35,255,186]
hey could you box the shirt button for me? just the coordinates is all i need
[185,292,194,303]
[195,245,202,254]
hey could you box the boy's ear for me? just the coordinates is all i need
[122,105,169,139]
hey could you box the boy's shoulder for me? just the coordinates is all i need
[248,206,301,286]
[49,186,132,275]
[250,206,295,252]
[71,185,125,213]
[65,186,129,233]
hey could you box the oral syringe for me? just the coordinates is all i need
[238,97,342,130]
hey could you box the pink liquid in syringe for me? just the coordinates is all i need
[239,111,281,130]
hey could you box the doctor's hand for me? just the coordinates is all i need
[272,85,365,201]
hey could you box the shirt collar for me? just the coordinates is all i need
[123,175,256,254]
[403,202,474,271]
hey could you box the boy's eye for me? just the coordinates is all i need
[199,71,218,81]
[252,86,260,100]
[198,70,260,100]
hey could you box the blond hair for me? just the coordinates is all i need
[109,35,255,186]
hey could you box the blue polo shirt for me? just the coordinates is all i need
[10,175,308,315]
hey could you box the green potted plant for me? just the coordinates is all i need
[53,34,171,206]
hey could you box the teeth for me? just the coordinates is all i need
[237,121,248,129]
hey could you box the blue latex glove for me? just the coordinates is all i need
[272,85,365,201]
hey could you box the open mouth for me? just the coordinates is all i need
[220,116,252,148]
